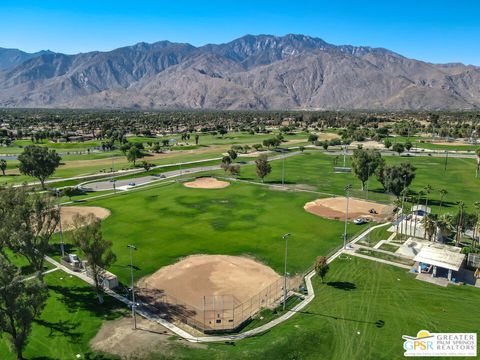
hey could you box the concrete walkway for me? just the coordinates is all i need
[346,250,412,270]
[42,221,390,343]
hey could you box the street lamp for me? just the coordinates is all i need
[400,175,407,235]
[282,233,291,311]
[127,244,137,329]
[55,189,65,258]
[111,157,116,194]
[343,184,352,249]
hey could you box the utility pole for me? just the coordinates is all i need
[282,233,290,311]
[343,184,352,249]
[127,244,137,330]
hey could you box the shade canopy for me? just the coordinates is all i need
[413,243,465,271]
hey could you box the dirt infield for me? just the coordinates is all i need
[137,255,285,331]
[60,206,110,230]
[304,197,394,221]
[138,255,281,307]
[183,177,230,189]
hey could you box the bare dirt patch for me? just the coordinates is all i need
[350,140,385,149]
[60,206,110,230]
[90,316,203,359]
[184,177,230,189]
[304,197,394,221]
[318,132,341,141]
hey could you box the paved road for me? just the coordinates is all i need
[82,151,301,191]
[83,164,222,191]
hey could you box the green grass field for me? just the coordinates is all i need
[58,181,364,283]
[6,258,478,360]
[103,257,480,360]
[386,136,480,152]
[0,130,306,186]
[235,151,480,214]
[0,270,124,360]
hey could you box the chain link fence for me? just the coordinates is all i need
[137,275,301,333]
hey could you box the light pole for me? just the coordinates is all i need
[111,157,116,194]
[282,233,290,311]
[281,155,285,188]
[343,184,352,249]
[55,189,65,258]
[400,175,407,235]
[127,244,137,329]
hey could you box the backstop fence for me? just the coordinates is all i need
[138,275,302,333]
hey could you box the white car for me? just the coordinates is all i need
[354,217,368,225]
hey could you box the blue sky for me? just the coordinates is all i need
[1,0,479,65]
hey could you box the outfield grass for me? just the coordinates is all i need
[0,270,124,360]
[136,257,480,360]
[235,151,480,214]
[57,181,365,283]
[357,225,392,247]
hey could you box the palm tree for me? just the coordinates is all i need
[393,198,402,234]
[422,214,437,241]
[439,189,448,209]
[413,191,425,238]
[437,213,454,242]
[455,201,466,246]
[424,184,433,208]
[473,201,480,250]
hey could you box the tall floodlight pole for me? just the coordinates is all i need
[111,157,116,194]
[127,244,137,329]
[343,145,347,168]
[282,233,291,311]
[444,150,449,171]
[343,184,352,249]
[56,189,65,258]
[400,175,407,235]
[282,155,286,188]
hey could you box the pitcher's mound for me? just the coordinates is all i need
[60,206,110,230]
[184,177,230,189]
[304,197,394,221]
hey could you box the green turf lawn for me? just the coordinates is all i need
[0,270,124,360]
[386,136,480,152]
[236,151,480,214]
[4,257,478,359]
[56,181,364,283]
[142,257,480,360]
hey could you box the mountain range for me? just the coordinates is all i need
[0,34,479,110]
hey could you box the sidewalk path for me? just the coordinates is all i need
[42,221,390,343]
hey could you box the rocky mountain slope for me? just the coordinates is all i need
[0,34,478,110]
